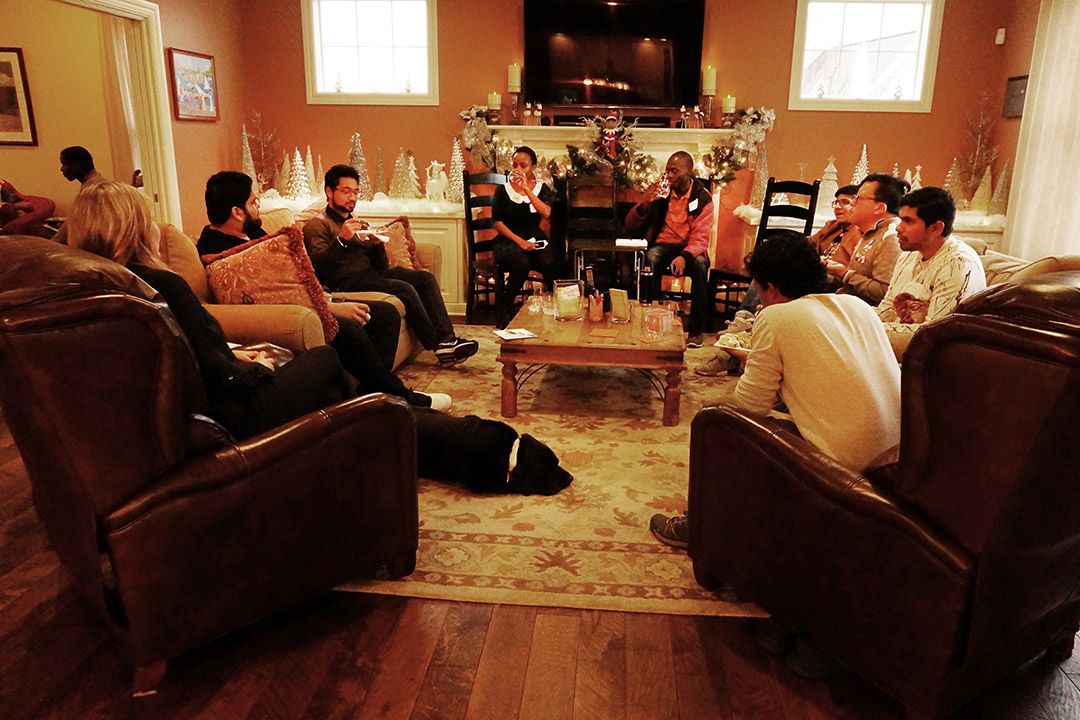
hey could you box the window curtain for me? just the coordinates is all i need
[1003,0,1080,258]
[101,16,142,184]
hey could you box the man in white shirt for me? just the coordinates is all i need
[877,187,986,359]
[651,229,901,548]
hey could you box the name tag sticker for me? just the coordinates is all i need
[688,198,699,212]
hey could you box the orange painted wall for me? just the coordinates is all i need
[237,0,1034,194]
[155,0,250,233]
[0,2,114,215]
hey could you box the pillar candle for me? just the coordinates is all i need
[702,66,717,96]
[722,95,736,113]
[488,92,502,108]
[508,63,522,91]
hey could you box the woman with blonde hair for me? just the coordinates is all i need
[64,183,573,493]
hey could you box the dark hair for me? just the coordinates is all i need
[859,173,910,214]
[324,163,359,190]
[60,146,94,171]
[900,186,956,237]
[745,229,827,300]
[514,146,538,166]
[836,184,859,197]
[204,171,253,224]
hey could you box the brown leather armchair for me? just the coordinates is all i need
[0,235,419,693]
[688,271,1080,719]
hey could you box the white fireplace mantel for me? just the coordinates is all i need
[490,125,736,165]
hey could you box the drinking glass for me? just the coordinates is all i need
[554,279,583,321]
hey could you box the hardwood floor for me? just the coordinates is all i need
[2,416,1079,720]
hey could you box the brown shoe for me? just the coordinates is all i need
[649,512,689,548]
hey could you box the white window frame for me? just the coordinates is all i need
[788,0,946,113]
[301,0,439,106]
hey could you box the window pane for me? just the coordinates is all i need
[841,3,884,47]
[394,47,428,93]
[805,2,845,50]
[881,3,925,37]
[356,1,394,47]
[358,47,396,92]
[392,1,428,47]
[320,1,357,46]
[322,47,360,92]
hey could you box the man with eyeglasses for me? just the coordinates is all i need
[304,164,478,366]
[811,185,863,272]
[824,173,906,306]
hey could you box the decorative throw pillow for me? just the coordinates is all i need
[202,226,338,341]
[377,215,425,270]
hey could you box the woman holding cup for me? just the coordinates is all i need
[491,146,559,329]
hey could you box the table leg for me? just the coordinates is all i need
[500,360,519,418]
[663,368,682,426]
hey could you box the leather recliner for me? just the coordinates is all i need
[687,270,1080,719]
[0,235,419,693]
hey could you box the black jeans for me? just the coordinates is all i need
[330,306,421,406]
[493,239,559,311]
[644,243,710,335]
[335,267,454,349]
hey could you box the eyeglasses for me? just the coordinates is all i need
[852,195,877,204]
[831,198,854,208]
[334,187,360,197]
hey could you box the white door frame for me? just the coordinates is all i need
[58,0,182,226]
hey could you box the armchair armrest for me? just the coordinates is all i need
[204,302,326,353]
[102,394,418,665]
[688,404,973,686]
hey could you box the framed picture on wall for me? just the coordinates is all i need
[167,48,219,121]
[1003,75,1028,118]
[0,47,38,146]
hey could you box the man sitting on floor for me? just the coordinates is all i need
[625,151,714,348]
[652,229,902,548]
[303,164,478,365]
[877,186,986,359]
[196,170,452,411]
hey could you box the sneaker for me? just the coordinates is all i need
[650,512,689,548]
[435,337,479,365]
[687,332,705,349]
[416,392,453,412]
[695,351,741,377]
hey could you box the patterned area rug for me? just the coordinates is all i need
[341,324,766,617]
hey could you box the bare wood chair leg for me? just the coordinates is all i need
[131,659,167,697]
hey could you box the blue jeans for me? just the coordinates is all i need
[645,243,710,335]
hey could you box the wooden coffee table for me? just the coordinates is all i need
[496,300,687,425]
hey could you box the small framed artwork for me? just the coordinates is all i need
[167,48,219,121]
[1003,75,1028,118]
[0,47,38,146]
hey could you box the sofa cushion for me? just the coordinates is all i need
[155,223,212,302]
[259,206,296,235]
[377,216,424,270]
[980,250,1030,285]
[202,226,339,341]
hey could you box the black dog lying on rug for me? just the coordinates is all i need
[415,410,573,495]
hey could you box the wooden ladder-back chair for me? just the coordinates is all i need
[708,177,822,325]
[463,171,507,321]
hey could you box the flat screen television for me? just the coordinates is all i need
[523,0,706,108]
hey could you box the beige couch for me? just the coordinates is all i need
[958,236,1080,285]
[156,208,442,370]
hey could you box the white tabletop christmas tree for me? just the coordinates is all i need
[449,139,465,205]
[304,147,317,196]
[348,133,373,201]
[819,156,840,203]
[851,144,869,185]
[240,124,257,190]
[287,148,312,200]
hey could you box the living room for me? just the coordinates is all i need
[3,1,1080,718]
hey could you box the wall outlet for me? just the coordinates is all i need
[996,28,1006,45]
